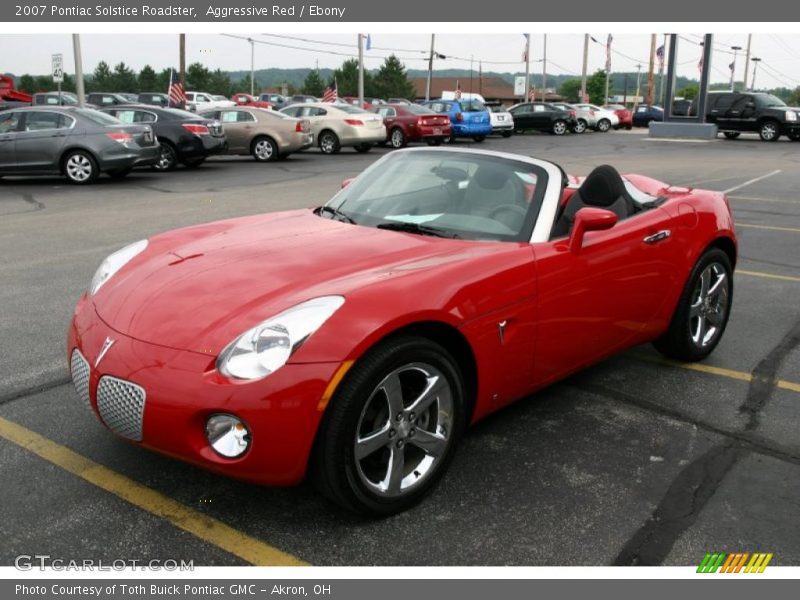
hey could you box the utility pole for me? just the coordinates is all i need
[646,33,656,106]
[658,33,667,105]
[742,33,752,91]
[425,34,435,101]
[580,33,589,103]
[623,72,628,105]
[249,38,255,96]
[72,34,85,107]
[358,33,365,108]
[751,57,761,91]
[604,36,611,105]
[524,33,531,102]
[179,34,186,109]
[634,64,642,111]
[730,45,742,91]
[541,34,547,101]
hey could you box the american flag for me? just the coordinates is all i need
[322,79,337,103]
[729,61,736,72]
[656,45,665,70]
[528,88,536,101]
[606,34,613,72]
[168,69,186,108]
[698,55,704,75]
[454,80,461,100]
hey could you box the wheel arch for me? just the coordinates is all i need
[708,235,737,269]
[250,133,279,155]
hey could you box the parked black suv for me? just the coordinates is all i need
[695,91,800,142]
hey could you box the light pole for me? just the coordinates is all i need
[248,38,255,96]
[72,34,85,107]
[425,34,435,101]
[730,45,741,91]
[580,34,589,103]
[634,63,642,111]
[750,57,761,91]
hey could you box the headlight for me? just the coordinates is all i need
[89,239,148,295]
[217,296,345,380]
[786,110,798,122]
[205,414,251,458]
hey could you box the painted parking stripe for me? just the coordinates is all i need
[736,222,800,233]
[722,169,782,194]
[0,416,308,566]
[633,355,800,394]
[729,195,800,205]
[737,269,800,283]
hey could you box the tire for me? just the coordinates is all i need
[501,130,513,138]
[426,138,443,146]
[354,143,372,153]
[552,120,568,136]
[472,135,486,143]
[389,127,406,149]
[313,335,466,515]
[62,150,99,185]
[723,132,741,140]
[596,118,611,133]
[572,119,587,134]
[108,167,132,179]
[152,142,178,171]
[318,130,341,154]
[653,248,733,362]
[758,120,780,142]
[252,136,278,162]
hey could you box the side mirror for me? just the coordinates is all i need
[569,207,618,253]
[341,178,354,189]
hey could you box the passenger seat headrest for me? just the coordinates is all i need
[473,165,510,191]
[579,164,626,207]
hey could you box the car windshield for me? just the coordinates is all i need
[76,109,122,125]
[758,94,786,107]
[322,151,548,242]
[460,100,486,112]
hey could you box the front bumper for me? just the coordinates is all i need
[68,294,340,486]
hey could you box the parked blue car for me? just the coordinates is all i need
[633,105,664,127]
[421,99,492,142]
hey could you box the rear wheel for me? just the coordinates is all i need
[759,120,780,142]
[552,120,568,136]
[63,150,98,185]
[596,118,611,132]
[723,131,741,140]
[318,130,341,154]
[313,336,465,515]
[654,248,733,361]
[389,127,406,149]
[252,136,278,162]
[572,119,587,134]
[153,142,178,171]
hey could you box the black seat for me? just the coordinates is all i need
[551,165,637,239]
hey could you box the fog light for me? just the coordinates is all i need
[206,414,251,458]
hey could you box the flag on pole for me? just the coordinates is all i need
[656,45,665,70]
[528,87,536,101]
[729,61,735,72]
[454,80,461,100]
[605,34,613,72]
[365,34,372,51]
[168,69,186,108]
[697,55,704,75]
[323,79,338,103]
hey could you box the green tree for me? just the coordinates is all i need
[372,55,415,99]
[17,74,37,94]
[676,85,698,100]
[186,62,210,91]
[302,70,325,97]
[137,65,158,92]
[111,62,137,92]
[208,69,232,96]
[330,59,372,97]
[558,78,582,102]
[156,68,173,93]
[92,61,112,91]
[791,87,800,105]
[236,73,258,96]
[586,69,607,105]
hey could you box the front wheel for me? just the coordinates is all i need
[596,118,611,132]
[572,119,587,134]
[313,336,465,515]
[759,120,780,142]
[552,120,568,136]
[653,248,733,361]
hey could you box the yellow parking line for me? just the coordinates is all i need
[729,196,799,205]
[0,417,308,566]
[737,269,800,283]
[735,222,800,233]
[633,354,800,394]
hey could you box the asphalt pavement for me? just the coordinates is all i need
[0,128,798,566]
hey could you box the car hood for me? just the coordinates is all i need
[93,209,486,354]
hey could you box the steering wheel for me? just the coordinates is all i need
[488,204,528,228]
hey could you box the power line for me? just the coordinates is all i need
[260,33,428,55]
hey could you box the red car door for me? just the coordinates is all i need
[531,207,681,385]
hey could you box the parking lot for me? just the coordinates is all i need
[1,128,798,566]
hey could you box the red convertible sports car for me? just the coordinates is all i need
[69,148,736,515]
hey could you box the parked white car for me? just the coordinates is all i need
[486,104,515,137]
[185,91,236,112]
[574,103,620,132]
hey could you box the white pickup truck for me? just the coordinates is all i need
[185,91,236,112]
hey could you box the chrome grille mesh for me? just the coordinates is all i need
[70,349,91,410]
[96,376,146,441]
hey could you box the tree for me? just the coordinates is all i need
[330,59,372,97]
[111,62,137,92]
[17,74,37,94]
[186,62,210,91]
[236,74,258,95]
[302,70,325,97]
[558,78,582,102]
[586,69,607,105]
[156,68,173,93]
[372,55,415,100]
[137,65,158,92]
[676,85,698,100]
[791,87,800,106]
[92,61,112,92]
[208,69,232,96]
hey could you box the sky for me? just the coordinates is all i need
[2,33,798,89]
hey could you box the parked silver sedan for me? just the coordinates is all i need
[550,102,597,134]
[573,103,620,132]
[279,102,386,154]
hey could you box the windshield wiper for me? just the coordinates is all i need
[376,221,460,238]
[316,205,356,224]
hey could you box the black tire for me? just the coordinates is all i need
[252,136,279,162]
[723,132,741,140]
[653,247,733,362]
[596,118,611,133]
[389,127,406,149]
[472,135,486,143]
[572,119,587,134]
[445,133,457,144]
[108,167,132,179]
[313,335,466,516]
[758,120,780,142]
[552,120,568,136]
[318,130,341,154]
[501,130,513,138]
[152,141,178,171]
[62,150,99,185]
[354,143,372,153]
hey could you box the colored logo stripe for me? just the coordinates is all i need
[697,552,773,573]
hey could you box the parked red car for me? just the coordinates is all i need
[232,92,272,110]
[604,104,633,130]
[372,103,452,148]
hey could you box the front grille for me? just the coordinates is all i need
[96,376,146,441]
[70,349,91,410]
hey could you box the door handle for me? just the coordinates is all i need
[643,230,671,244]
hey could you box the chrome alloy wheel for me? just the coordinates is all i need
[319,132,337,154]
[573,119,587,134]
[354,363,453,498]
[155,144,176,170]
[65,154,93,182]
[390,128,405,148]
[254,138,274,161]
[553,120,567,135]
[689,262,730,348]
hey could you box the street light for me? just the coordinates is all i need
[730,45,742,91]
[750,57,761,91]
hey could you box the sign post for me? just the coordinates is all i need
[52,53,64,104]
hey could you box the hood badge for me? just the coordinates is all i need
[95,337,116,368]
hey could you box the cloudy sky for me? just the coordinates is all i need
[2,33,798,89]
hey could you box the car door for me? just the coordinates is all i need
[707,93,734,128]
[0,111,21,171]
[378,106,397,131]
[725,95,756,132]
[532,205,682,385]
[510,104,534,129]
[14,111,72,171]
[217,109,247,153]
[531,104,552,129]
